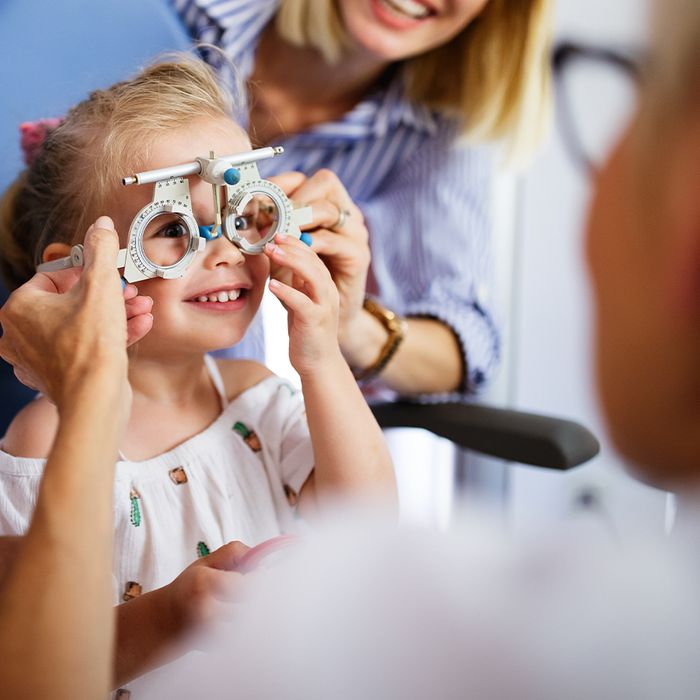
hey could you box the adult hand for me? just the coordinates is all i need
[270,171,369,343]
[0,216,153,408]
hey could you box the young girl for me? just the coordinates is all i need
[0,56,396,691]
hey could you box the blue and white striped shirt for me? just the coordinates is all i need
[173,0,499,394]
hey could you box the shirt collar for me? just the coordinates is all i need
[185,0,277,78]
[373,71,439,137]
[304,70,439,143]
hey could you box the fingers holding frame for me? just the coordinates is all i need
[267,277,315,317]
[264,234,336,307]
[80,216,122,291]
[269,169,364,233]
[125,311,154,347]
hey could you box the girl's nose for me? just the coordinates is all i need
[200,227,246,268]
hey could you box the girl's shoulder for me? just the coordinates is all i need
[2,396,58,459]
[214,359,275,403]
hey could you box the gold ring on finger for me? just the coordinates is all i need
[332,205,351,230]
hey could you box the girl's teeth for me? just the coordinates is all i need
[195,290,242,303]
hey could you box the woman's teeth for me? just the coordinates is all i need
[381,0,431,20]
[195,290,241,303]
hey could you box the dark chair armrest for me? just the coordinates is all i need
[371,402,600,470]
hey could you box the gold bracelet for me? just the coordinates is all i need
[352,297,406,383]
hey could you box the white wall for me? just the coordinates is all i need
[506,0,668,539]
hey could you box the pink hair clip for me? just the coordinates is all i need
[19,117,63,167]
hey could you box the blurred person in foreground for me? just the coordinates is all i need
[0,219,153,699]
[142,0,700,697]
[0,215,266,697]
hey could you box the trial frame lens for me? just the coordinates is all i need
[141,212,193,268]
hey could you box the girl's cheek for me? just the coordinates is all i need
[134,279,154,300]
[250,255,271,282]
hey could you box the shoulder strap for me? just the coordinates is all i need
[204,354,228,409]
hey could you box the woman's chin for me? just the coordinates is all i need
[343,13,416,61]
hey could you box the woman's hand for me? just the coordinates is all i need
[270,171,369,345]
[0,216,153,409]
[264,233,342,379]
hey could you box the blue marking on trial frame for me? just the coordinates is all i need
[224,168,240,185]
[199,224,222,240]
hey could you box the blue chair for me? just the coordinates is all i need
[0,0,191,433]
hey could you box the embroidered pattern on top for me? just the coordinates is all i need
[232,421,262,452]
[129,488,141,527]
[123,581,142,602]
[169,466,188,484]
[284,484,299,507]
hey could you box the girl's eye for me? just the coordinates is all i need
[234,215,254,231]
[157,222,188,238]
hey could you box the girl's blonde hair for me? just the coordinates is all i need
[0,55,235,290]
[276,0,554,161]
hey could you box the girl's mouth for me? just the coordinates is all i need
[193,289,243,303]
[185,287,248,309]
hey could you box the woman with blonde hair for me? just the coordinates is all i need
[144,1,700,696]
[175,0,553,396]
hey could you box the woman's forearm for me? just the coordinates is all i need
[341,313,464,395]
[0,372,124,700]
[300,352,398,515]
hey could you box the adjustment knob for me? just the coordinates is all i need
[224,167,241,185]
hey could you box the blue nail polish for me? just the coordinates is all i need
[300,232,313,247]
[120,277,127,290]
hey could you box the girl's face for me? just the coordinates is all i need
[337,0,488,61]
[110,117,270,358]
